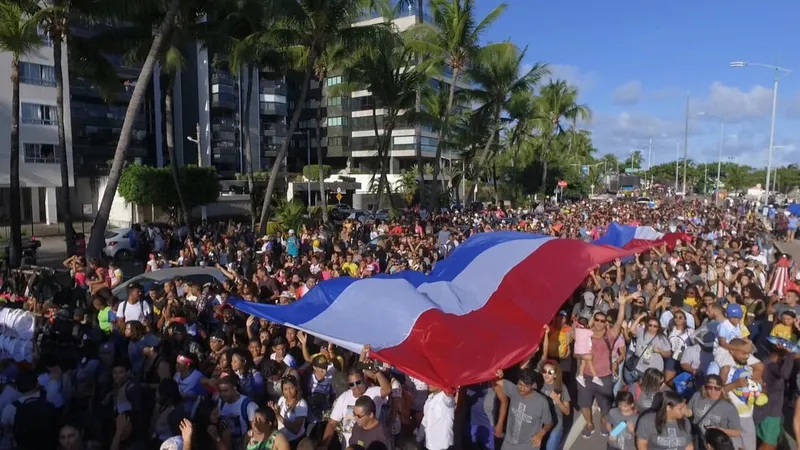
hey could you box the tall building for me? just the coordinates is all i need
[0,28,74,225]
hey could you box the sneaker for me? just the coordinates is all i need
[599,428,609,437]
[576,375,586,387]
[592,376,603,386]
[582,427,594,439]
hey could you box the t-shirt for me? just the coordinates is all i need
[606,407,637,450]
[687,393,740,435]
[277,397,308,441]
[633,329,671,373]
[330,386,385,446]
[634,412,692,450]
[349,422,394,450]
[115,300,152,324]
[539,383,569,428]
[500,380,552,450]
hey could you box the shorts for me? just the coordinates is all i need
[756,416,782,445]
[577,375,614,414]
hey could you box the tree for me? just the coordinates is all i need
[340,23,431,211]
[0,1,41,267]
[255,0,388,234]
[86,0,183,258]
[405,0,507,207]
[117,165,220,221]
[536,79,591,194]
[273,198,305,232]
[725,164,749,192]
[465,44,548,198]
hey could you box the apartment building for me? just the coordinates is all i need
[0,29,75,225]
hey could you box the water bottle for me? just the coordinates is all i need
[610,421,627,438]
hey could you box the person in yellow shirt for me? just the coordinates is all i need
[341,253,358,277]
[770,310,797,342]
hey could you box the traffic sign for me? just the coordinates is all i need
[557,180,568,188]
[336,193,343,201]
[336,187,342,194]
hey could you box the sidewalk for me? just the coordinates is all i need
[0,221,94,239]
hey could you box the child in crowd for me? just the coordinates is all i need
[573,316,602,387]
[606,391,638,450]
[770,309,797,342]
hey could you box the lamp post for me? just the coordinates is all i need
[730,61,792,204]
[698,112,725,198]
[674,139,680,192]
[186,123,207,222]
[291,130,312,206]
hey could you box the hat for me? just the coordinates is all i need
[312,355,329,369]
[581,291,596,306]
[288,229,296,235]
[558,310,568,317]
[127,281,143,291]
[726,303,744,319]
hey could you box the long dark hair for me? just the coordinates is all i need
[636,390,687,435]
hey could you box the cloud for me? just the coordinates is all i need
[612,81,642,105]
[784,91,800,118]
[546,64,597,92]
[691,81,773,122]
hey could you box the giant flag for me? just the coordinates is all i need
[230,232,639,390]
[593,222,691,251]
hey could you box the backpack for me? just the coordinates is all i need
[12,392,59,450]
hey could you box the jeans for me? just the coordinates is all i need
[544,424,563,450]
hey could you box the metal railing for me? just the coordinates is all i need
[20,76,55,87]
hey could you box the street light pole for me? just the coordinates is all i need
[674,140,680,191]
[682,91,690,193]
[186,123,207,222]
[730,61,791,204]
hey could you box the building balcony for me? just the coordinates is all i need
[262,123,286,136]
[212,122,236,133]
[211,72,235,86]
[260,81,287,95]
[211,94,237,110]
[260,102,287,116]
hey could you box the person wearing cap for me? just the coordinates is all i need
[712,303,756,382]
[115,282,152,330]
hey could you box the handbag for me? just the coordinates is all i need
[691,398,724,449]
[623,334,656,383]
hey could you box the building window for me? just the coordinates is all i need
[327,96,348,107]
[24,143,58,163]
[326,76,343,87]
[21,103,57,125]
[326,116,348,127]
[37,26,53,47]
[328,137,349,147]
[20,62,56,87]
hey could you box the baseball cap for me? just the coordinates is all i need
[582,291,595,306]
[312,355,329,369]
[127,281,143,291]
[726,303,744,319]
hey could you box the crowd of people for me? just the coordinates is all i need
[0,194,799,450]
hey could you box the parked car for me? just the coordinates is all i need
[112,267,227,301]
[331,203,356,221]
[104,228,134,260]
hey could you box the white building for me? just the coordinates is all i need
[0,32,74,225]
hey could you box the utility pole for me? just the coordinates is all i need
[186,123,207,221]
[682,91,690,193]
[674,140,680,191]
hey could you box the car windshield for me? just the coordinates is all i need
[104,231,118,239]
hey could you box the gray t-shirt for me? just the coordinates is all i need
[539,383,570,428]
[635,412,692,450]
[500,380,552,450]
[687,393,741,435]
[773,303,800,321]
[634,328,671,372]
[606,407,638,450]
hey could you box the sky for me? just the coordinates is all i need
[473,0,800,168]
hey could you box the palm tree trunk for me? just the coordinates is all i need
[431,66,460,208]
[164,78,190,225]
[382,115,398,211]
[257,66,313,234]
[492,160,499,205]
[242,65,255,228]
[86,0,181,258]
[315,88,327,223]
[371,105,384,211]
[8,54,22,268]
[51,27,76,255]
[469,112,500,199]
[541,133,554,194]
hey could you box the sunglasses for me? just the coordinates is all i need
[675,316,685,320]
[544,369,556,375]
[647,323,659,328]
[705,385,721,391]
[594,318,607,323]
[348,380,364,388]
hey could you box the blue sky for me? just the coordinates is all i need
[474,0,800,168]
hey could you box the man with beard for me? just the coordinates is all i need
[718,338,764,450]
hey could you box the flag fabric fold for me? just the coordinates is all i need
[593,222,690,251]
[230,232,639,390]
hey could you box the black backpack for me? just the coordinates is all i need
[12,392,59,450]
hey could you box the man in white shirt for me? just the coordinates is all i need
[323,366,392,449]
[417,388,455,450]
[115,283,152,328]
[745,245,768,266]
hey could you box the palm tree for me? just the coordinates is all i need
[465,44,548,198]
[536,79,590,194]
[255,0,388,234]
[341,26,431,210]
[405,0,507,206]
[86,0,183,257]
[0,1,41,267]
[505,89,537,169]
[601,153,619,175]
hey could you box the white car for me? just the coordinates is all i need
[104,228,134,260]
